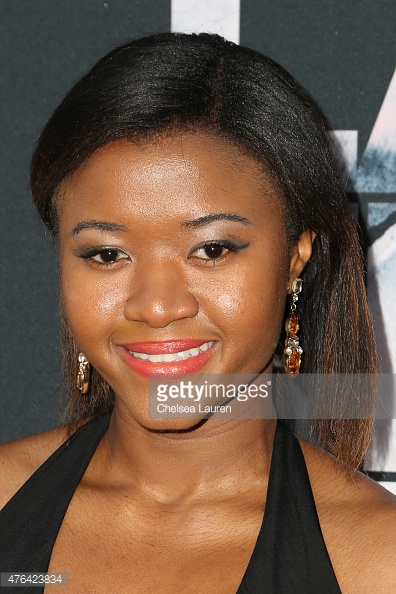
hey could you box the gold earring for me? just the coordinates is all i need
[284,278,303,377]
[77,353,91,394]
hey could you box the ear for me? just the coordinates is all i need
[287,230,316,293]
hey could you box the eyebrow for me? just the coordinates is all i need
[181,213,252,229]
[71,213,251,236]
[72,221,128,236]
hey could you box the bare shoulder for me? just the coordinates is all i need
[0,425,69,511]
[300,437,396,593]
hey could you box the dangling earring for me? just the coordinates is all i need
[284,278,303,377]
[77,353,91,394]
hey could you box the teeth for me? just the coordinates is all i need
[131,352,149,360]
[129,341,214,363]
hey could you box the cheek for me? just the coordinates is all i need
[238,268,288,368]
[195,251,288,350]
[60,263,126,348]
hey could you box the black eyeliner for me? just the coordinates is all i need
[77,246,119,259]
[189,240,250,256]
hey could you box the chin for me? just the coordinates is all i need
[142,417,208,434]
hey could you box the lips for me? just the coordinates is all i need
[117,339,217,378]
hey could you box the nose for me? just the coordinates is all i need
[124,260,199,328]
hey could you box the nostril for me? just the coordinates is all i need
[123,273,199,326]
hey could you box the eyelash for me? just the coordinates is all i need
[79,247,129,267]
[188,240,249,263]
[78,240,249,267]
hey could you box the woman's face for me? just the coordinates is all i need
[58,133,311,428]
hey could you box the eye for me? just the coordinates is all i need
[92,248,126,263]
[189,240,249,262]
[194,243,230,260]
[79,247,129,266]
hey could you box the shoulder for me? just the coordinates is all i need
[0,426,69,511]
[300,437,396,593]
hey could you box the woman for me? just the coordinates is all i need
[0,32,395,593]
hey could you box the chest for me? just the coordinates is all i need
[47,490,264,594]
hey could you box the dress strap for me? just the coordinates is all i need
[0,412,111,578]
[238,423,341,593]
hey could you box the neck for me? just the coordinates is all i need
[94,404,277,505]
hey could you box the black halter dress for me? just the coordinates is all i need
[0,413,341,593]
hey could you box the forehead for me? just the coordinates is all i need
[57,132,285,229]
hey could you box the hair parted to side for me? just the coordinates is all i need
[30,32,378,468]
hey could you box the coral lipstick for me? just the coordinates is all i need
[117,339,216,378]
[122,339,208,354]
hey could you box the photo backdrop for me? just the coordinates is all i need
[0,0,395,489]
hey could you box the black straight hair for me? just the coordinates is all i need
[31,33,378,468]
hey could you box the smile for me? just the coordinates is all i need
[117,339,217,378]
[128,341,214,363]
